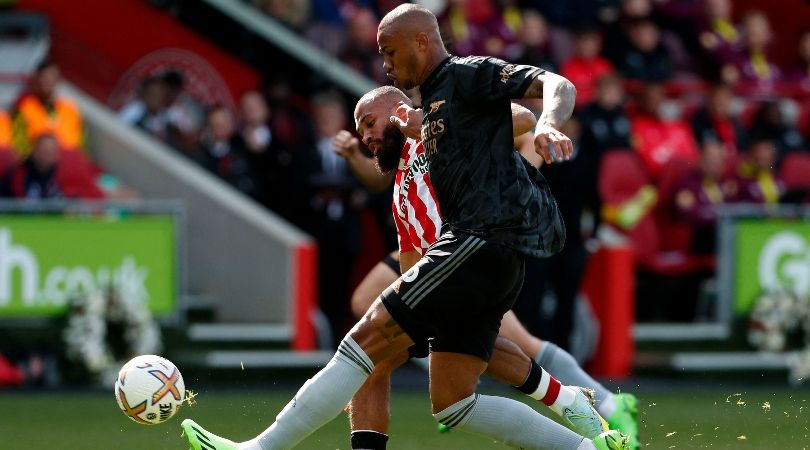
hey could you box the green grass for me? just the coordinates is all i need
[2,387,809,449]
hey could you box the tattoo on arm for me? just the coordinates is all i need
[523,72,576,128]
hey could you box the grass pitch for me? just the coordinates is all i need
[2,386,809,449]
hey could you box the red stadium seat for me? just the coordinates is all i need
[0,148,16,176]
[780,152,810,198]
[598,151,714,275]
[598,150,650,204]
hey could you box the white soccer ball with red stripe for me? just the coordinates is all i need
[115,355,185,425]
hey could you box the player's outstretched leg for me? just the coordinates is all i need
[501,313,640,446]
[182,419,240,450]
[488,337,607,438]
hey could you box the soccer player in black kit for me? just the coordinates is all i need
[181,4,629,450]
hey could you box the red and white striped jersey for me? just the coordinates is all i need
[392,138,442,255]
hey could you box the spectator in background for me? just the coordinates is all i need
[263,74,315,152]
[560,27,614,107]
[1,133,101,199]
[578,74,632,230]
[438,0,520,59]
[120,76,174,145]
[253,0,311,31]
[513,9,557,72]
[238,90,305,216]
[197,106,261,200]
[580,74,632,154]
[689,0,740,77]
[339,7,388,85]
[11,60,84,157]
[631,83,699,179]
[748,101,806,154]
[303,91,363,348]
[163,70,205,151]
[790,28,810,86]
[672,139,734,255]
[602,0,653,64]
[734,138,785,205]
[690,82,747,172]
[612,17,673,82]
[240,91,274,156]
[723,11,781,84]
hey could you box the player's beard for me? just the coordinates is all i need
[374,123,405,175]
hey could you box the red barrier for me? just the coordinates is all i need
[292,243,318,351]
[582,244,635,378]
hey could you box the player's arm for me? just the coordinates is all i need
[521,71,577,164]
[454,58,575,165]
[332,130,393,192]
[511,102,536,137]
[399,250,421,274]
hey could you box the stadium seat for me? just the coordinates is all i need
[780,151,810,203]
[598,151,714,275]
[598,150,650,205]
[0,147,16,176]
[56,149,104,198]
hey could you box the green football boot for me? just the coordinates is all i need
[592,430,630,450]
[606,393,640,449]
[182,419,240,450]
[560,387,609,439]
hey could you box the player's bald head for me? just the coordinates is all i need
[377,4,448,89]
[378,4,442,43]
[357,86,410,111]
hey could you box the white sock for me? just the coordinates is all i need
[536,342,615,417]
[434,394,585,449]
[242,336,374,450]
[528,367,578,415]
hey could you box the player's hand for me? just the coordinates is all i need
[390,102,423,140]
[333,130,360,159]
[533,122,573,164]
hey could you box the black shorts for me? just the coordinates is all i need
[381,230,525,361]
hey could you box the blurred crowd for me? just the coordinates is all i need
[245,0,810,332]
[2,0,810,356]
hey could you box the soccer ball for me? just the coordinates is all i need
[114,355,185,425]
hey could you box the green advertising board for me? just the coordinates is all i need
[734,219,810,315]
[0,214,176,317]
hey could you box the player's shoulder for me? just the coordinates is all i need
[452,55,509,68]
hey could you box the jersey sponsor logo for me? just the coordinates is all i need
[398,151,429,216]
[421,119,445,156]
[428,99,446,113]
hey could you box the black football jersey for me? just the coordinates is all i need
[418,55,565,257]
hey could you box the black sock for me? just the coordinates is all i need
[351,430,389,450]
[514,358,542,395]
